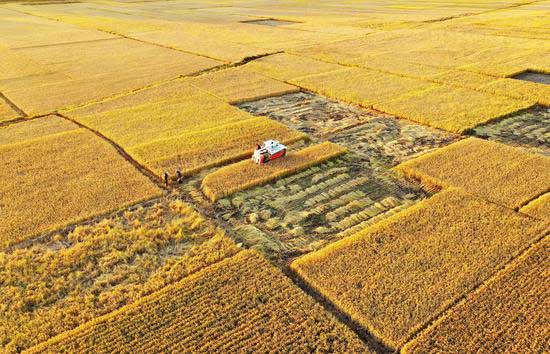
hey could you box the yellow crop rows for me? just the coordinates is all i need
[28,251,369,353]
[0,115,77,144]
[0,199,240,353]
[187,66,300,104]
[403,237,549,353]
[292,189,548,349]
[202,142,347,201]
[0,98,18,122]
[245,52,343,81]
[520,193,550,221]
[128,117,307,177]
[0,118,161,249]
[395,138,550,209]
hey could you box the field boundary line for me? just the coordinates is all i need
[401,228,550,349]
[55,112,166,190]
[0,91,27,118]
[11,37,119,50]
[283,266,394,353]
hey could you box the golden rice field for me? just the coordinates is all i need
[0,0,548,352]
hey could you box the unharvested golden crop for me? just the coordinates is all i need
[27,251,370,353]
[292,189,548,349]
[403,237,549,354]
[128,117,307,177]
[0,99,18,122]
[202,142,347,201]
[289,67,437,109]
[3,38,220,115]
[0,121,161,249]
[0,199,239,353]
[520,193,550,221]
[245,52,343,81]
[479,78,550,106]
[187,66,299,104]
[0,115,77,144]
[395,138,550,209]
[375,85,532,133]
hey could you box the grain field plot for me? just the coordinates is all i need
[186,66,299,104]
[0,120,161,250]
[0,114,76,143]
[396,137,550,209]
[0,96,19,122]
[292,189,549,350]
[520,193,550,221]
[193,153,429,258]
[472,106,549,156]
[238,91,459,168]
[403,237,550,354]
[27,251,370,353]
[0,198,239,353]
[3,38,221,115]
[244,52,343,81]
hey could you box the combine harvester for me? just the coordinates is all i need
[252,140,287,164]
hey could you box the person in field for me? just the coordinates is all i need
[163,171,169,186]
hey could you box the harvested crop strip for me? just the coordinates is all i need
[202,142,347,201]
[187,66,299,104]
[245,52,343,81]
[0,199,239,353]
[520,193,550,221]
[128,117,307,177]
[289,67,436,109]
[28,251,370,353]
[403,237,549,354]
[0,124,161,249]
[374,85,533,133]
[292,189,548,349]
[395,138,550,209]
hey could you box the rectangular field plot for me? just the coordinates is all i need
[0,199,239,352]
[2,38,221,115]
[186,66,299,104]
[27,251,370,353]
[396,138,550,209]
[199,153,429,258]
[291,189,548,350]
[237,92,459,168]
[0,117,161,249]
[472,106,549,156]
[403,237,549,354]
[520,193,550,221]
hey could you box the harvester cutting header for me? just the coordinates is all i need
[252,140,287,164]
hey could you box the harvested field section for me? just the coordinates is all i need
[374,85,533,133]
[237,91,376,136]
[0,125,161,250]
[292,189,549,350]
[245,52,343,81]
[396,138,550,209]
[512,71,550,85]
[202,153,429,258]
[27,251,370,353]
[187,66,299,104]
[520,193,550,221]
[403,237,550,354]
[0,115,77,145]
[238,92,459,168]
[0,199,239,353]
[472,106,549,156]
[202,142,347,201]
[127,117,307,177]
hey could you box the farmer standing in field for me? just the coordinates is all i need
[163,171,169,186]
